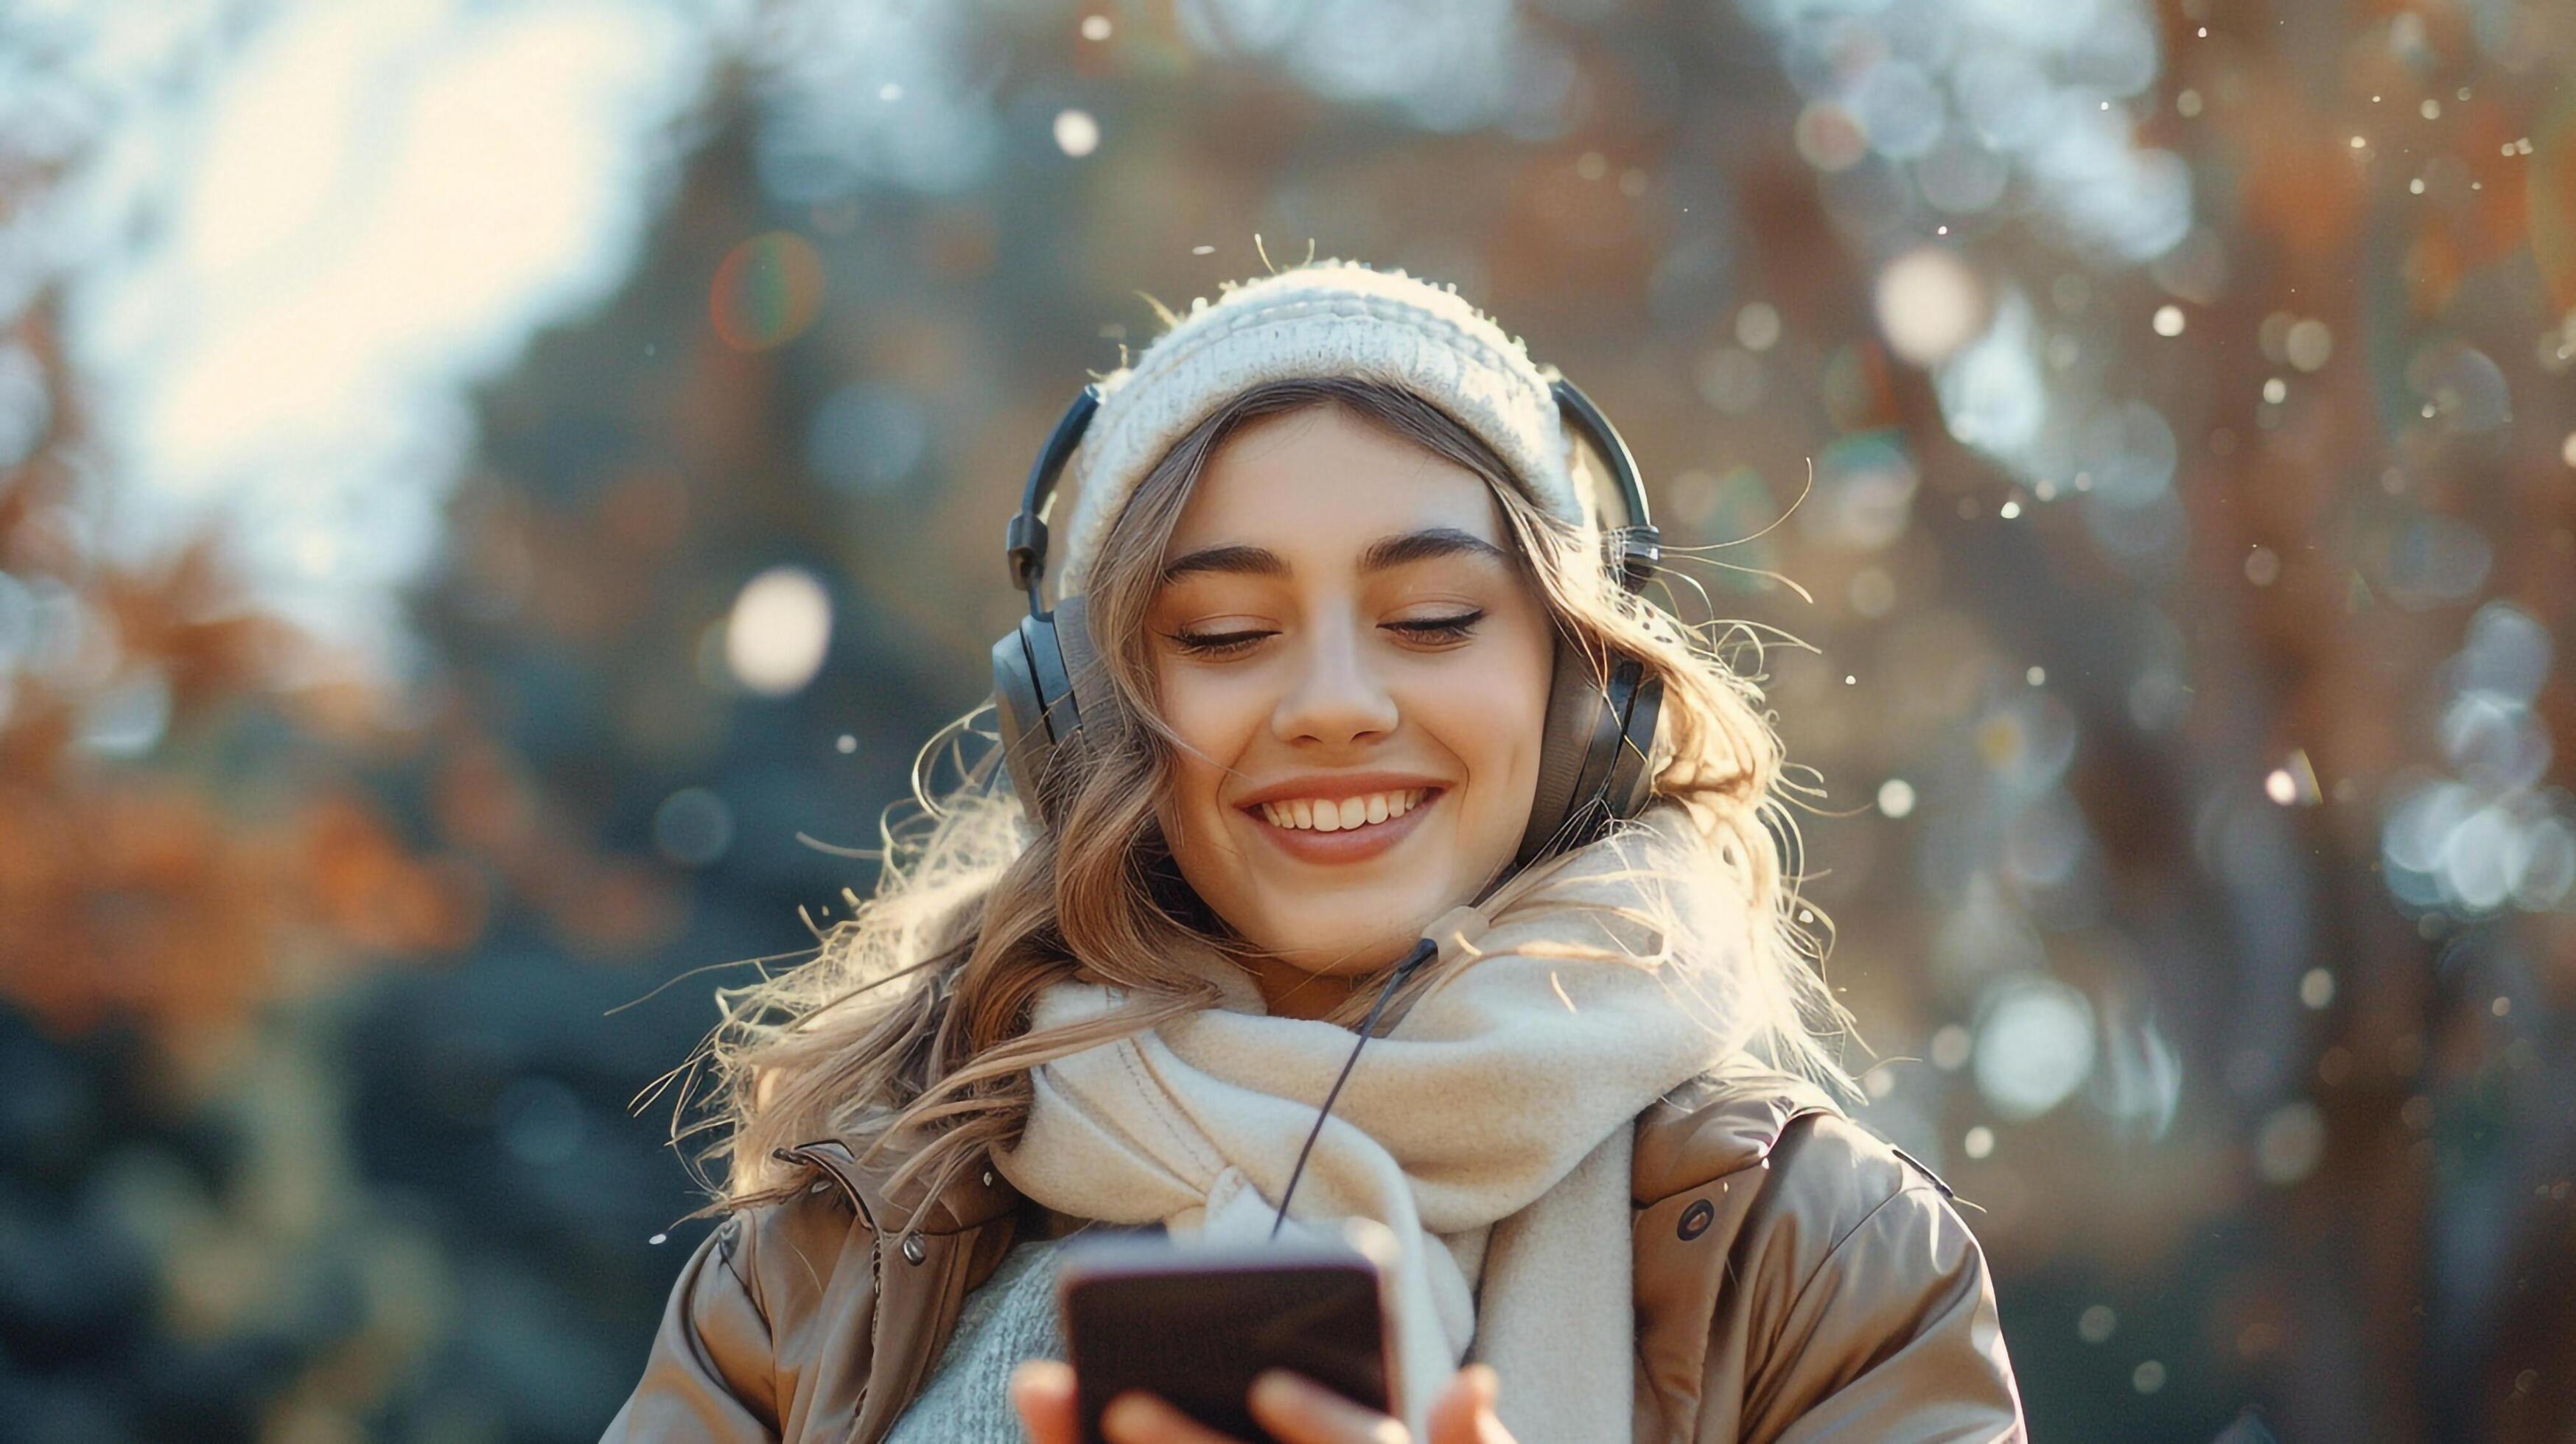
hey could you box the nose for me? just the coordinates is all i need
[1270,617,1399,749]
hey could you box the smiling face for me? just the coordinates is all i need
[1144,402,1558,1017]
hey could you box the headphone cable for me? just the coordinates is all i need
[1265,847,1553,1238]
[1268,934,1438,1238]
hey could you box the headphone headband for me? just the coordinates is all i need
[1004,385,1102,610]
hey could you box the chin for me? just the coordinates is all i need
[1245,886,1452,974]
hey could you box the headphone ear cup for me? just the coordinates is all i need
[1051,592,1112,734]
[1514,640,1615,867]
[992,614,1068,804]
[1604,666,1663,821]
[988,593,1110,807]
[1513,647,1664,869]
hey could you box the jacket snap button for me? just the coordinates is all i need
[1677,1198,1716,1241]
[900,1234,927,1265]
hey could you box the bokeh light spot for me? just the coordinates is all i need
[2300,969,2336,1009]
[1054,108,1100,157]
[1794,102,1869,172]
[1879,778,1917,818]
[1803,433,1919,550]
[1875,247,1988,365]
[2078,1305,2118,1344]
[2152,304,2185,336]
[1975,976,2097,1121]
[1735,302,1782,351]
[654,786,735,867]
[2286,319,2334,371]
[710,231,826,351]
[2255,1101,2325,1185]
[725,565,833,696]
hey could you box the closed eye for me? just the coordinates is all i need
[1163,628,1274,659]
[1169,605,1494,656]
[1385,610,1484,645]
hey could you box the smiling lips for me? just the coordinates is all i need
[1256,788,1431,833]
[1240,785,1443,864]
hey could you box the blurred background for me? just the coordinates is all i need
[0,0,2569,1439]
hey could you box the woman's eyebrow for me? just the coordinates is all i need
[1359,526,1508,573]
[1156,527,1507,586]
[1158,542,1286,585]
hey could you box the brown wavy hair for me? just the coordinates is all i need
[648,374,1856,1229]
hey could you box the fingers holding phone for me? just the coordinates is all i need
[1248,1365,1512,1444]
[1011,1361,1256,1444]
[1013,1222,1513,1444]
[1009,1360,1080,1444]
[1009,1359,1513,1444]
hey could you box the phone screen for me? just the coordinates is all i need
[1054,1228,1393,1444]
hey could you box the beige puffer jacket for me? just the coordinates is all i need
[602,1056,2024,1441]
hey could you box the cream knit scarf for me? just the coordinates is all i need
[991,805,1762,1441]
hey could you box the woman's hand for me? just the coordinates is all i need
[1010,1359,1514,1444]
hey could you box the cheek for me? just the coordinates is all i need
[1426,645,1554,815]
[1157,667,1255,762]
[1151,667,1258,833]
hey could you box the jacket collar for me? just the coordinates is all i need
[770,1137,1022,1238]
[1631,1057,1844,1202]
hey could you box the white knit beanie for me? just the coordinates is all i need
[1052,258,1596,597]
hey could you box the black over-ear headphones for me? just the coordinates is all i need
[990,376,1665,875]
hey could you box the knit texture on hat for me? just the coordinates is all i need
[1053,259,1587,597]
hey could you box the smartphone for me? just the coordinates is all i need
[1054,1221,1396,1444]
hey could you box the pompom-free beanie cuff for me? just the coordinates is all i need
[1054,259,1588,597]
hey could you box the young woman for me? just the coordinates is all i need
[605,260,2024,1443]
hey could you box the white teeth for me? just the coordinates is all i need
[1256,789,1433,832]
